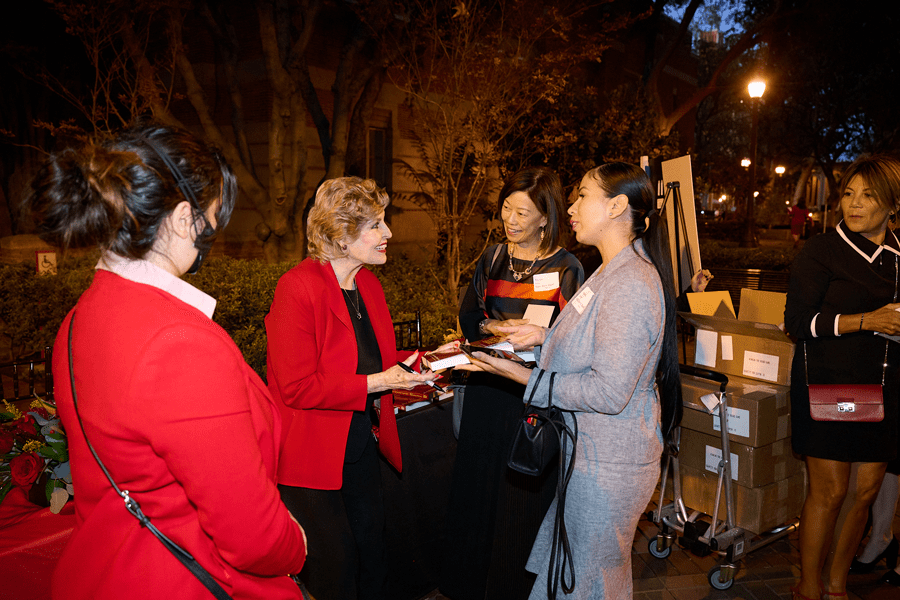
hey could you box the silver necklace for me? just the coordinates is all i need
[342,287,361,319]
[508,243,542,281]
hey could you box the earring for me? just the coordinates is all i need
[341,244,348,251]
[539,227,545,242]
[608,211,613,218]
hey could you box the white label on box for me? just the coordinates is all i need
[742,350,780,382]
[712,406,751,438]
[721,335,733,361]
[700,392,722,413]
[705,445,739,481]
[695,329,718,367]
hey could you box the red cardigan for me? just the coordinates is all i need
[51,271,306,600]
[266,258,402,490]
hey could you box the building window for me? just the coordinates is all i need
[367,127,393,192]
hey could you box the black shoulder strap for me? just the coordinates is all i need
[67,315,234,600]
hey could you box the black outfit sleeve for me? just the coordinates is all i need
[784,235,841,340]
[459,245,500,341]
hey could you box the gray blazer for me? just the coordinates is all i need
[524,239,664,465]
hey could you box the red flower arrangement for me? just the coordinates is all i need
[1,398,71,513]
[10,452,44,487]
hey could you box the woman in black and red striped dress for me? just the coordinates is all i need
[440,167,583,600]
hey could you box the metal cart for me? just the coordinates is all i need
[647,365,800,590]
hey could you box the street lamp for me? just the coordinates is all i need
[775,165,785,175]
[741,78,766,248]
[741,158,752,168]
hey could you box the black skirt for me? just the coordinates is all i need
[439,372,558,600]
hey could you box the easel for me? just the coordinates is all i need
[643,155,702,362]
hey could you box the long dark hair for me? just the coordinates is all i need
[588,162,682,441]
[30,123,236,258]
[497,167,566,254]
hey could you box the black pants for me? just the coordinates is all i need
[280,432,387,600]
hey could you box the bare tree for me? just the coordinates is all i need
[389,0,610,304]
[8,0,401,262]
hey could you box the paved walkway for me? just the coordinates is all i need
[419,486,900,600]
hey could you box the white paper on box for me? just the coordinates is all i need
[742,350,780,382]
[712,406,751,438]
[705,445,740,481]
[700,392,722,413]
[721,335,733,361]
[695,329,718,367]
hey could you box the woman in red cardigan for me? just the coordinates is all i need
[266,177,438,600]
[30,124,308,600]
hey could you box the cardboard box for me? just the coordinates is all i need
[679,429,803,488]
[679,463,806,534]
[680,372,791,447]
[680,311,795,385]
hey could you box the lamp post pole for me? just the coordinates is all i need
[741,79,766,248]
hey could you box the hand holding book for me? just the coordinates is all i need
[494,323,548,350]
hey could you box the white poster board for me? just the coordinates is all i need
[661,155,701,294]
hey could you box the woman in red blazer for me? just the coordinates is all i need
[31,124,307,600]
[266,177,438,600]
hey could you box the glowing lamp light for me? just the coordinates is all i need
[748,80,766,98]
[719,195,726,202]
[741,158,751,168]
[753,191,759,198]
[775,166,786,175]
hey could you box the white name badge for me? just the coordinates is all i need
[571,286,594,314]
[533,272,560,292]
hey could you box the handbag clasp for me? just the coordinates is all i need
[837,402,856,413]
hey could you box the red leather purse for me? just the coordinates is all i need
[806,253,894,423]
[808,383,884,422]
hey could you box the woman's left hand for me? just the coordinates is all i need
[367,351,440,393]
[457,351,532,385]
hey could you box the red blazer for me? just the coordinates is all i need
[266,258,403,490]
[51,271,306,600]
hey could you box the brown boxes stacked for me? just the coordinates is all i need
[679,373,805,533]
[678,291,804,534]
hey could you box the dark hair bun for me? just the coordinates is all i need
[30,144,139,250]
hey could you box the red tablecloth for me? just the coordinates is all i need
[0,487,75,600]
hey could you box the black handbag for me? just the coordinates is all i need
[507,370,578,599]
[508,370,562,475]
[67,315,235,600]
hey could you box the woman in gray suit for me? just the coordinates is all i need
[463,162,681,598]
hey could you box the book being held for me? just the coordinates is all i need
[422,335,534,371]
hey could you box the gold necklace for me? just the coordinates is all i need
[508,243,542,281]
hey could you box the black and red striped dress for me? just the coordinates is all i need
[441,243,583,600]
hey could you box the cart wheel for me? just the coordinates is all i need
[708,566,734,590]
[648,537,672,559]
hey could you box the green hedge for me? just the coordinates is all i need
[1,255,458,379]
[1,243,794,377]
[698,239,797,271]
